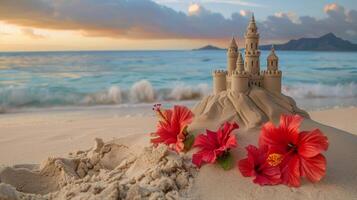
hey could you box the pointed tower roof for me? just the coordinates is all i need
[229,36,238,48]
[236,50,244,72]
[268,45,278,60]
[247,13,257,31]
[237,51,243,63]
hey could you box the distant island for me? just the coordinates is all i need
[260,33,357,51]
[195,33,357,51]
[193,45,225,51]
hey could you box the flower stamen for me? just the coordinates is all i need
[153,104,169,123]
[267,153,283,166]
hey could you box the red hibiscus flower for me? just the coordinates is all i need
[192,122,238,169]
[238,145,282,186]
[259,114,329,187]
[151,104,194,152]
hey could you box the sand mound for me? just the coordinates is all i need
[0,138,197,200]
[192,87,309,128]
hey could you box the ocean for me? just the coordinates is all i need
[0,50,356,113]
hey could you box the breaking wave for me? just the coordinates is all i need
[283,82,357,98]
[0,80,210,112]
[0,80,355,113]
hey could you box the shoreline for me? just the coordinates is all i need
[0,98,355,116]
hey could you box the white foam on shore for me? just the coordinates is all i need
[0,80,356,113]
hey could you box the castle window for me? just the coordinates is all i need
[251,43,253,48]
[251,61,253,66]
[255,43,258,49]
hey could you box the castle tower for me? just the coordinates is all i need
[244,14,260,75]
[236,51,244,72]
[227,37,238,74]
[244,14,263,87]
[263,46,282,93]
[267,45,278,70]
[212,70,227,94]
[226,37,238,90]
[231,70,249,93]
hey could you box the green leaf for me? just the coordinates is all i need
[184,134,195,152]
[217,152,234,170]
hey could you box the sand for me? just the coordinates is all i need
[192,88,309,128]
[0,105,357,199]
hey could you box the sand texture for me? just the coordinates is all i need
[0,136,197,200]
[192,87,309,129]
[0,105,356,199]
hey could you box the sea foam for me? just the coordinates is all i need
[0,80,356,113]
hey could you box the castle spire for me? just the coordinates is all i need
[247,13,257,31]
[236,51,244,72]
[229,36,238,48]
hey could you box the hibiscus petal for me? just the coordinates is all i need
[171,105,194,129]
[207,130,220,147]
[259,125,290,156]
[192,149,217,167]
[281,155,301,187]
[225,134,238,149]
[238,158,254,177]
[254,165,281,185]
[193,134,216,149]
[280,114,303,135]
[218,122,239,144]
[192,152,204,167]
[298,129,329,158]
[300,154,327,183]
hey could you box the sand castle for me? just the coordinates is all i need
[213,14,281,95]
[192,14,309,128]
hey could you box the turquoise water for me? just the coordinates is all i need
[0,50,356,112]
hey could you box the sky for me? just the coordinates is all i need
[0,0,357,51]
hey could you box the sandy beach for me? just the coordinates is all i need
[0,106,356,199]
[0,106,355,166]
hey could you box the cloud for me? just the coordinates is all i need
[21,28,45,39]
[0,0,356,43]
[188,3,201,16]
[155,0,264,7]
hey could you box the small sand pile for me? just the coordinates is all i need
[192,87,309,128]
[0,138,197,200]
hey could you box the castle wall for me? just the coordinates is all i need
[212,70,227,94]
[231,72,249,93]
[263,70,282,93]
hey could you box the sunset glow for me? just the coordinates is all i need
[0,0,356,51]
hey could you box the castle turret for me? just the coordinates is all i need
[263,46,282,93]
[212,70,227,94]
[231,70,249,93]
[244,14,260,75]
[227,37,238,74]
[244,13,263,87]
[236,51,244,72]
[267,45,278,71]
[226,37,238,90]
